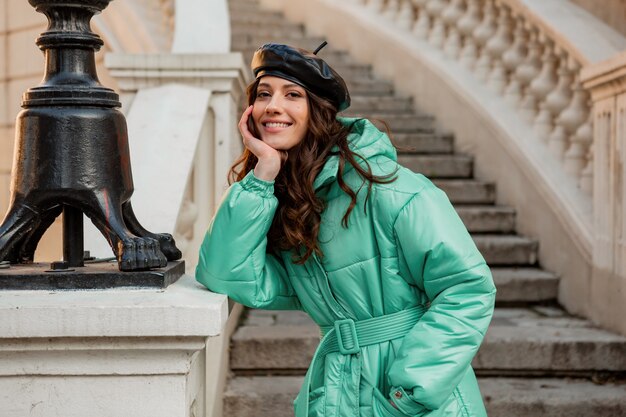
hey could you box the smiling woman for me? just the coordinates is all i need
[251,77,310,151]
[195,43,496,417]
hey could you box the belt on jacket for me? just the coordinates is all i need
[294,304,427,417]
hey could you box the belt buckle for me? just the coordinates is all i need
[334,318,360,355]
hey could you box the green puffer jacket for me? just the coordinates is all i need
[196,118,496,417]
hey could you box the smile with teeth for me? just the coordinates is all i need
[264,122,292,128]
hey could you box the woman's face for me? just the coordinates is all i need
[252,76,310,151]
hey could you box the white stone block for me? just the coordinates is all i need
[0,276,228,416]
[7,77,38,122]
[0,375,187,417]
[0,35,6,80]
[7,26,45,79]
[7,0,46,31]
[0,4,6,34]
[0,275,226,338]
[0,172,10,216]
[172,0,231,54]
[0,81,8,126]
[0,127,15,172]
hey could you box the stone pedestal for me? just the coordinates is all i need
[0,274,228,417]
[582,51,626,336]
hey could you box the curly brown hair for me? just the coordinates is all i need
[229,79,396,263]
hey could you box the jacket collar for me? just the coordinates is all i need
[313,117,397,191]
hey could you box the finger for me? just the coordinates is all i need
[238,105,256,141]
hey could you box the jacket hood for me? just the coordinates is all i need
[313,117,397,190]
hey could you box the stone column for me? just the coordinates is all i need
[581,50,626,336]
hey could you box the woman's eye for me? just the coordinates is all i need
[256,91,270,98]
[287,92,303,98]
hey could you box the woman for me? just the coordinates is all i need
[196,43,496,417]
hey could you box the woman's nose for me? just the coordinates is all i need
[265,96,282,113]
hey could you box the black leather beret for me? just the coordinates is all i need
[251,43,351,112]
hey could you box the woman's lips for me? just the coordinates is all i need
[262,121,292,132]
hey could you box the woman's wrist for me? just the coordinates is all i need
[254,157,282,181]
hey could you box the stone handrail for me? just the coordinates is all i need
[359,0,624,195]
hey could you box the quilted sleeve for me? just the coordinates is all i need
[195,171,302,310]
[387,184,496,416]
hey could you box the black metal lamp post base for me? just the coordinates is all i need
[0,261,185,290]
[0,0,183,274]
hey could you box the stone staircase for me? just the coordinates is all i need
[223,0,626,415]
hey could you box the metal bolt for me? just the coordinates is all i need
[50,261,69,271]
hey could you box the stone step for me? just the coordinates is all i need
[239,48,352,66]
[345,95,413,113]
[231,26,306,42]
[230,307,626,374]
[357,113,435,133]
[393,133,454,154]
[477,306,626,373]
[224,375,626,417]
[398,154,473,178]
[433,179,496,204]
[474,234,538,266]
[325,63,374,78]
[457,206,516,233]
[232,35,326,51]
[491,267,559,303]
[341,77,394,96]
[229,1,272,13]
[230,10,289,25]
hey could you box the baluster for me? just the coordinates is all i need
[563,69,591,176]
[575,115,594,193]
[502,15,528,105]
[529,37,558,140]
[384,0,400,20]
[369,0,385,13]
[412,0,432,39]
[426,0,448,48]
[548,60,585,164]
[517,27,543,120]
[472,0,497,82]
[397,0,415,30]
[485,3,513,94]
[442,0,465,59]
[457,0,481,69]
[546,49,574,155]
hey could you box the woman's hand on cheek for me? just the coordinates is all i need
[238,105,287,181]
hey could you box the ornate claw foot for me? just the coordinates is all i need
[117,236,167,271]
[3,204,62,263]
[86,193,168,271]
[122,201,182,261]
[0,201,43,262]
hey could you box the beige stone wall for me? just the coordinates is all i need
[569,0,626,37]
[1,0,46,222]
[0,1,117,261]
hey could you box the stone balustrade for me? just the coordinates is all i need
[354,0,595,194]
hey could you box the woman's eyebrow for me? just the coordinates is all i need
[258,82,303,90]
